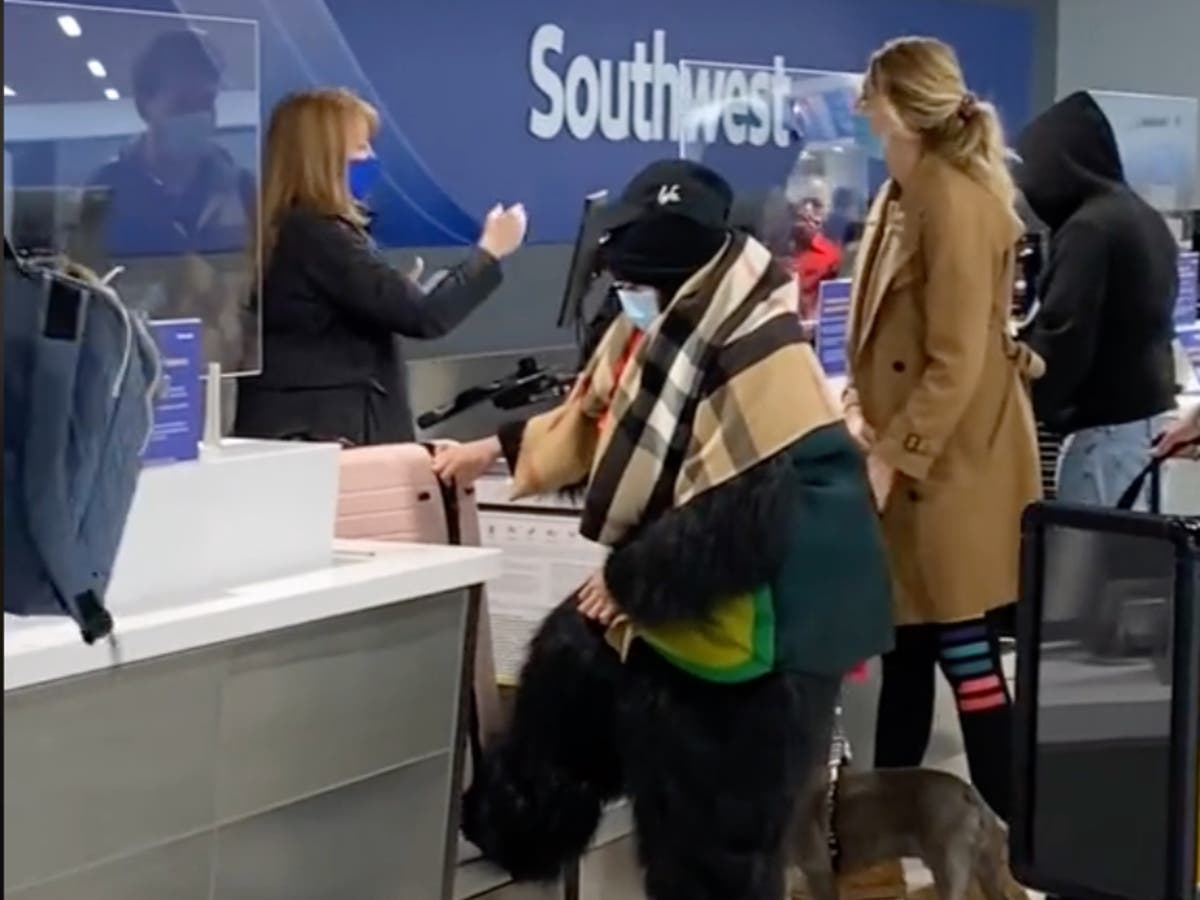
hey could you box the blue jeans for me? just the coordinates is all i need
[1056,416,1166,508]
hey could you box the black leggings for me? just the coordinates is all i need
[873,614,1012,820]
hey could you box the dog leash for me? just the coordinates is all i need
[825,701,851,872]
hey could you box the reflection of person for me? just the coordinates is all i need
[75,29,255,374]
[730,191,795,263]
[847,37,1041,829]
[793,197,842,319]
[838,220,865,278]
[1015,92,1179,506]
[823,185,859,245]
[233,89,525,446]
[456,160,892,900]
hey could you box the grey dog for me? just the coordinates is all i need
[790,767,1024,900]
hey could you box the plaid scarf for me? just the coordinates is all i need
[511,232,839,546]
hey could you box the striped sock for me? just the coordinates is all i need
[938,622,1008,712]
[936,618,1012,819]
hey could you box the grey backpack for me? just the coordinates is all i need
[3,239,161,643]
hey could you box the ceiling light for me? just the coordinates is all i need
[3,85,15,97]
[87,59,107,78]
[104,87,120,101]
[57,15,82,37]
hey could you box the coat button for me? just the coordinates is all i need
[908,489,921,503]
[892,360,906,373]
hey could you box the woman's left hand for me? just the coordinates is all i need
[866,452,895,510]
[577,570,621,626]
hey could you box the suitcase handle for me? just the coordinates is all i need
[421,443,484,769]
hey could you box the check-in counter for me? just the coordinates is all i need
[4,438,502,900]
[4,541,500,900]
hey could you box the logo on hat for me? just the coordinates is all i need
[657,184,682,206]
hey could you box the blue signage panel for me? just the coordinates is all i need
[143,319,202,466]
[8,0,1034,247]
[1177,325,1200,393]
[816,278,852,378]
[1177,251,1199,328]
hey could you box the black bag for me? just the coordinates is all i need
[1012,499,1199,900]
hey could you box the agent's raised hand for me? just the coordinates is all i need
[478,203,528,260]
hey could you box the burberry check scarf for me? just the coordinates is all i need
[510,231,839,546]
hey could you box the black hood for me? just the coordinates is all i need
[1014,91,1125,230]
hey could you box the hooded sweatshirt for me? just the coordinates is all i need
[1016,91,1178,433]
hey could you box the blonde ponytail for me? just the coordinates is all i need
[863,37,1021,230]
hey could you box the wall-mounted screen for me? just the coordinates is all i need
[1091,90,1199,213]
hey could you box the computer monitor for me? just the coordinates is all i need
[556,190,608,330]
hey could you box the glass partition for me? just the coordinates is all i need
[3,0,262,374]
[677,62,876,325]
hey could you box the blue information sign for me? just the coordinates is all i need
[1178,324,1200,386]
[816,278,853,378]
[1176,251,1198,328]
[143,319,202,465]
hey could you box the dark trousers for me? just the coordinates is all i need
[464,603,840,900]
[873,613,1013,820]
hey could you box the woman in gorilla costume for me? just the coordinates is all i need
[460,160,893,900]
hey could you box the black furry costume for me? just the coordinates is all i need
[463,163,889,900]
[463,455,841,900]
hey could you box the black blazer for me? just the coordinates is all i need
[235,208,502,445]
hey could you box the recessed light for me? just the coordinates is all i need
[57,15,82,37]
[104,87,120,101]
[3,85,15,97]
[87,59,107,79]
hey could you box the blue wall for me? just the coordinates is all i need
[13,0,1035,247]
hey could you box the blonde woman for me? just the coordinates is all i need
[235,88,527,445]
[845,38,1041,822]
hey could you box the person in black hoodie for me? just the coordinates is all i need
[1016,91,1179,506]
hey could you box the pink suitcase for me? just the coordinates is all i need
[334,443,503,752]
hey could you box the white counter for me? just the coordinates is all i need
[3,540,502,692]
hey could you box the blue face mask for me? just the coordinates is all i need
[616,287,660,331]
[155,109,216,162]
[347,156,382,203]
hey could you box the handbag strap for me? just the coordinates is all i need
[1116,438,1200,511]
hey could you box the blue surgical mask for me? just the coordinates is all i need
[616,287,660,331]
[155,109,216,161]
[348,156,382,203]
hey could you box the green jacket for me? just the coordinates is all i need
[604,422,894,681]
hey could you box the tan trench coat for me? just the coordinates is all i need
[844,154,1042,626]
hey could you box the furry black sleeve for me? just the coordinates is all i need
[603,449,800,626]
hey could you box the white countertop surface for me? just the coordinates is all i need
[4,540,502,692]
